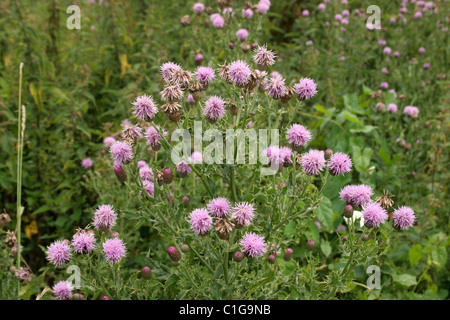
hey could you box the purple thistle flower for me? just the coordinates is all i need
[388,103,398,113]
[339,185,373,207]
[212,15,225,28]
[132,95,158,121]
[53,281,73,300]
[145,126,162,150]
[143,180,154,196]
[383,47,392,55]
[328,152,352,175]
[195,66,215,86]
[253,45,276,68]
[103,136,116,148]
[240,232,267,258]
[404,106,419,119]
[242,8,253,19]
[207,197,231,218]
[294,78,318,100]
[72,231,96,254]
[203,96,226,123]
[187,94,195,104]
[189,208,213,235]
[110,141,133,164]
[279,147,293,167]
[286,124,312,149]
[236,28,249,41]
[122,124,142,141]
[160,62,182,83]
[93,204,117,232]
[81,158,93,169]
[189,151,203,164]
[137,160,148,168]
[363,202,387,228]
[102,238,126,264]
[176,161,192,177]
[47,240,72,266]
[231,202,255,227]
[228,60,252,86]
[380,82,389,89]
[266,74,286,99]
[265,146,283,170]
[418,47,426,54]
[193,2,204,14]
[139,166,154,181]
[392,206,415,230]
[301,149,326,175]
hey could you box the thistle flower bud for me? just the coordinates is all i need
[113,162,127,182]
[324,148,333,160]
[181,244,190,253]
[376,102,386,112]
[229,42,235,49]
[163,168,173,184]
[241,42,251,52]
[233,251,244,262]
[140,267,152,280]
[182,196,190,207]
[101,296,110,300]
[268,254,276,264]
[306,240,316,251]
[362,233,369,241]
[343,236,348,242]
[167,246,182,262]
[111,231,120,238]
[72,293,85,300]
[283,248,294,261]
[343,204,353,218]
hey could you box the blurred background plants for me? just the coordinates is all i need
[0,0,448,299]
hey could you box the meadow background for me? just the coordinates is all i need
[0,0,449,299]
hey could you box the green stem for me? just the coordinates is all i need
[230,166,238,202]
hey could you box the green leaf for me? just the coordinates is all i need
[352,145,373,173]
[316,196,334,230]
[408,244,423,266]
[320,240,332,257]
[394,274,417,287]
[431,248,447,269]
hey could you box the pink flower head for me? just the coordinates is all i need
[257,2,270,14]
[145,126,162,149]
[294,78,318,100]
[302,10,310,16]
[418,47,426,54]
[378,39,386,46]
[132,95,158,121]
[265,146,283,169]
[187,94,195,104]
[340,185,373,207]
[160,62,182,83]
[279,147,293,167]
[388,103,398,113]
[404,106,419,118]
[231,202,256,226]
[193,2,204,14]
[383,47,392,55]
[102,238,126,264]
[203,96,226,122]
[236,28,249,41]
[380,82,389,89]
[110,141,133,164]
[318,3,326,10]
[335,13,342,21]
[176,161,192,177]
[72,231,96,254]
[53,281,73,300]
[266,74,286,99]
[363,202,387,228]
[301,149,326,175]
[207,197,231,218]
[228,60,252,86]
[143,180,154,196]
[81,158,93,169]
[240,232,267,258]
[103,136,116,148]
[212,15,225,28]
[328,152,352,175]
[286,124,312,149]
[139,166,154,181]
[196,66,215,85]
[392,206,415,230]
[93,204,117,231]
[137,160,148,168]
[242,8,253,19]
[189,151,203,164]
[47,240,72,266]
[189,208,213,235]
